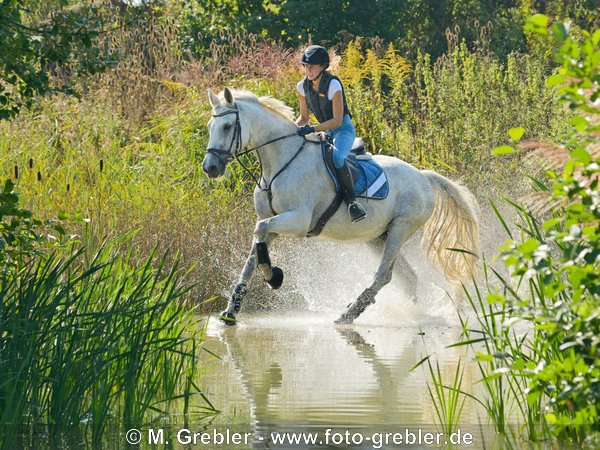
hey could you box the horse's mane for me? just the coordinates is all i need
[224,89,295,122]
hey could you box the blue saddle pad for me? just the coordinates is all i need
[326,157,389,200]
[353,158,389,199]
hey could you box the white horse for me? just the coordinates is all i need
[202,88,479,325]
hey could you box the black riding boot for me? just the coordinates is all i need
[337,161,367,222]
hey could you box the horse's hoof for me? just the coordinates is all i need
[266,266,284,289]
[335,313,354,325]
[218,311,237,326]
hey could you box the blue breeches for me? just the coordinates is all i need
[326,114,356,169]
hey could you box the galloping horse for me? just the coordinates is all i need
[202,88,479,325]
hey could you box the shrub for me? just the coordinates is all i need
[458,16,599,447]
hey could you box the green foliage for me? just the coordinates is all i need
[0,0,113,118]
[459,16,599,446]
[0,0,167,120]
[0,236,215,445]
[496,19,599,442]
[0,180,37,269]
[0,179,72,272]
[178,0,599,62]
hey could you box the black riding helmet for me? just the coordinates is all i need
[300,45,330,68]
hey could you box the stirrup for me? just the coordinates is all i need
[348,202,367,222]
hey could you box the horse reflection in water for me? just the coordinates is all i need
[202,88,479,325]
[210,316,474,449]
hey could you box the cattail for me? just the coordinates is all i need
[100,159,104,172]
[29,158,33,169]
[37,171,41,182]
[14,165,18,179]
[66,183,70,192]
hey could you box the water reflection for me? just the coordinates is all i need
[202,311,484,448]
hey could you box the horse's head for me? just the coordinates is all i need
[202,88,248,178]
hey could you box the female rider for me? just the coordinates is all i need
[295,45,367,222]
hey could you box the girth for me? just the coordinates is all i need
[306,139,365,237]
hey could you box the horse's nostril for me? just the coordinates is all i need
[203,164,220,177]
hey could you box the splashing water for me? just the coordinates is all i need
[265,232,461,328]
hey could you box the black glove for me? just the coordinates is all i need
[297,125,315,137]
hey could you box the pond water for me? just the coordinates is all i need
[198,310,491,449]
[193,238,504,449]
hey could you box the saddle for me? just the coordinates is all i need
[307,137,389,237]
[321,137,389,199]
[322,137,364,181]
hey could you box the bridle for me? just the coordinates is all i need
[205,106,243,167]
[205,104,307,183]
[205,103,311,215]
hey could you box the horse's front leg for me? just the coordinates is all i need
[220,239,268,325]
[254,209,311,286]
[220,211,310,326]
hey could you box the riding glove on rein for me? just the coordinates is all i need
[297,125,315,137]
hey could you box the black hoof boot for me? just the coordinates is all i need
[266,266,284,289]
[219,311,237,326]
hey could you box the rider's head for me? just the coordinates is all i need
[301,45,330,67]
[300,45,329,81]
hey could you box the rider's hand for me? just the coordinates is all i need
[297,125,315,137]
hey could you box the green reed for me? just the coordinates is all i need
[412,351,466,437]
[0,237,216,446]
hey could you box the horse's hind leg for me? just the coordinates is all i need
[395,254,418,303]
[368,236,418,303]
[336,219,418,324]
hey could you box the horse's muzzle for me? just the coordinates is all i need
[202,154,225,178]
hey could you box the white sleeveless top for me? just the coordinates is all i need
[296,78,342,100]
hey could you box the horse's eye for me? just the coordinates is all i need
[223,123,232,131]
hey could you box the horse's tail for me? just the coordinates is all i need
[421,170,480,282]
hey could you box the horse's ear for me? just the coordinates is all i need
[208,89,220,109]
[223,87,234,106]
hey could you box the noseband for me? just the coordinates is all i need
[205,106,242,166]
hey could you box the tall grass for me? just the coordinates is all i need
[412,351,466,437]
[419,192,597,447]
[415,18,599,448]
[0,90,258,304]
[456,260,546,440]
[338,34,568,186]
[0,236,217,447]
[0,19,569,313]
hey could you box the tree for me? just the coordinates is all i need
[0,0,139,119]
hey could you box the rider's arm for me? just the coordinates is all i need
[295,93,310,126]
[313,90,343,132]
